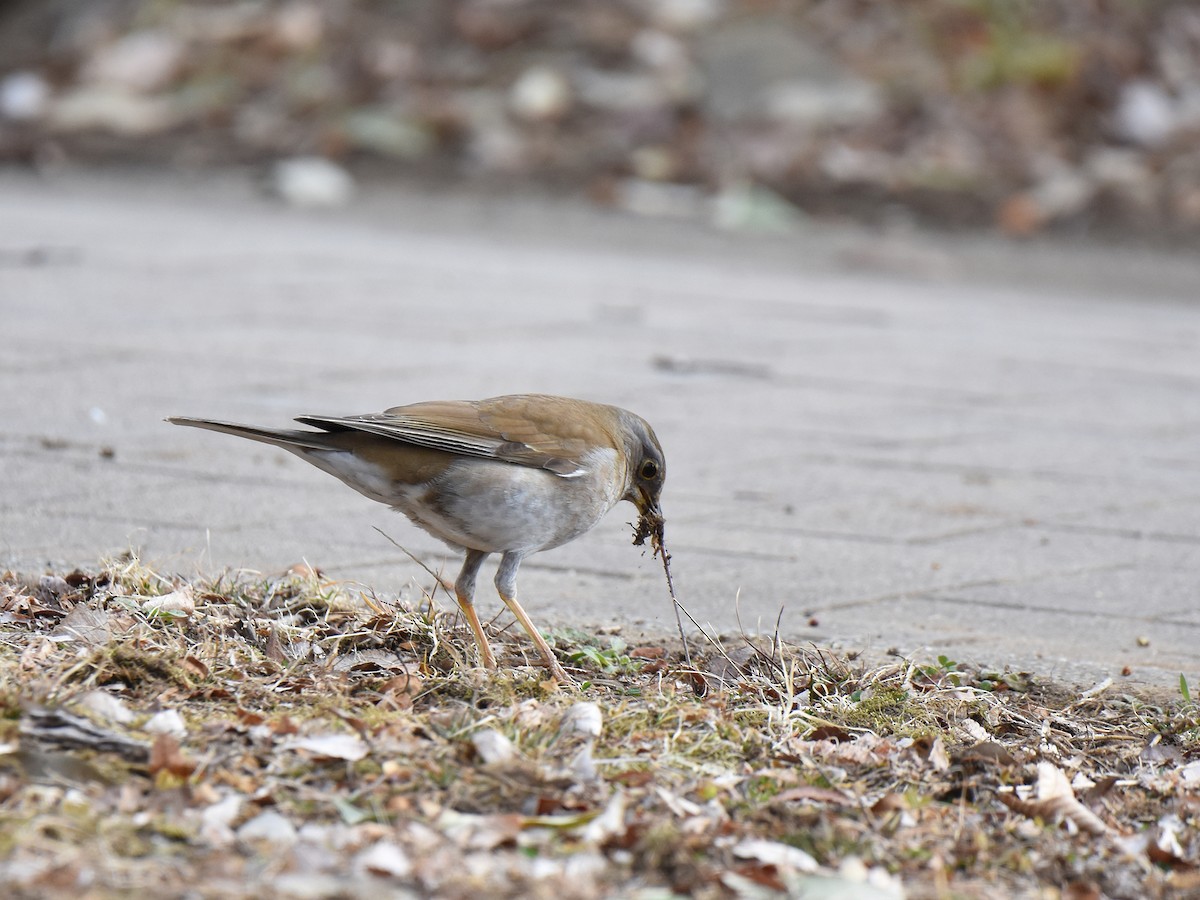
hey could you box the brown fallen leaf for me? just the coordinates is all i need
[236,708,265,726]
[998,762,1110,836]
[610,769,654,788]
[725,863,787,892]
[911,735,950,771]
[49,605,110,645]
[269,715,299,736]
[141,586,195,617]
[149,733,197,778]
[870,792,910,815]
[807,725,852,743]
[630,646,666,659]
[773,785,854,805]
[284,562,323,580]
[957,741,1018,769]
[1064,881,1102,900]
[380,671,423,696]
[264,625,285,662]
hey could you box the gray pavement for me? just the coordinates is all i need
[3,169,1199,689]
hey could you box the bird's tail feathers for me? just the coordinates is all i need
[166,417,337,451]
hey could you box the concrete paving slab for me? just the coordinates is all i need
[3,169,1199,689]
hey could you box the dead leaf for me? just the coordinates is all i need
[144,709,187,738]
[958,741,1018,769]
[725,863,787,892]
[1148,814,1192,870]
[630,646,665,659]
[610,769,654,788]
[183,655,210,679]
[436,809,524,850]
[997,192,1041,236]
[237,810,297,846]
[21,705,148,761]
[78,690,135,725]
[1140,739,1181,764]
[1179,759,1200,782]
[286,733,369,761]
[331,649,415,673]
[680,669,708,697]
[142,586,195,617]
[284,563,323,580]
[560,701,603,739]
[807,725,852,743]
[380,672,423,696]
[356,840,412,878]
[1064,881,1102,900]
[915,735,950,772]
[1077,776,1120,805]
[149,733,196,777]
[269,715,299,736]
[579,791,628,843]
[49,605,110,645]
[998,762,1110,836]
[236,708,265,726]
[774,785,854,805]
[870,793,909,815]
[472,728,516,765]
[732,838,820,873]
[264,626,285,662]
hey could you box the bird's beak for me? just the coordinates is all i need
[635,487,662,520]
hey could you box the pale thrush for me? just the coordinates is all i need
[169,394,666,681]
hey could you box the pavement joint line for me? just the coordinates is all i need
[743,430,1014,453]
[1143,457,1200,471]
[1036,522,1200,545]
[774,374,1011,403]
[794,452,1178,486]
[926,593,1200,625]
[802,562,1138,612]
[666,543,801,562]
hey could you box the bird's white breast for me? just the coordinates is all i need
[308,446,626,555]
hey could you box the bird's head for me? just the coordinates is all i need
[619,411,666,522]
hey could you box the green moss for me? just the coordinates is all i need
[99,645,193,692]
[823,686,915,732]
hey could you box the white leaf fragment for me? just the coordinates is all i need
[732,838,820,873]
[286,733,369,761]
[471,728,516,765]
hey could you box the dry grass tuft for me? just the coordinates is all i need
[1,558,1197,898]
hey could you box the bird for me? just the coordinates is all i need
[168,394,666,682]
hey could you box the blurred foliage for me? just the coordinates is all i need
[1,0,1197,237]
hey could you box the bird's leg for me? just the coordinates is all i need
[454,549,496,670]
[495,551,570,682]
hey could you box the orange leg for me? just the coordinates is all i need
[496,551,570,682]
[455,550,496,669]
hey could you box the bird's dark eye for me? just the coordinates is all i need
[640,460,660,480]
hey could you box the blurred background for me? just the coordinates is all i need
[2,0,1199,240]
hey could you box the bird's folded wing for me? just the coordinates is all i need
[295,397,598,477]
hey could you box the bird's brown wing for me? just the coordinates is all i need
[295,395,615,477]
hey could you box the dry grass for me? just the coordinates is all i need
[1,558,1197,899]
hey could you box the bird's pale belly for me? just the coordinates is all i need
[315,450,623,554]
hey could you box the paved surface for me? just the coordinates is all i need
[3,170,1199,689]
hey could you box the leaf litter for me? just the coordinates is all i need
[0,559,1198,899]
